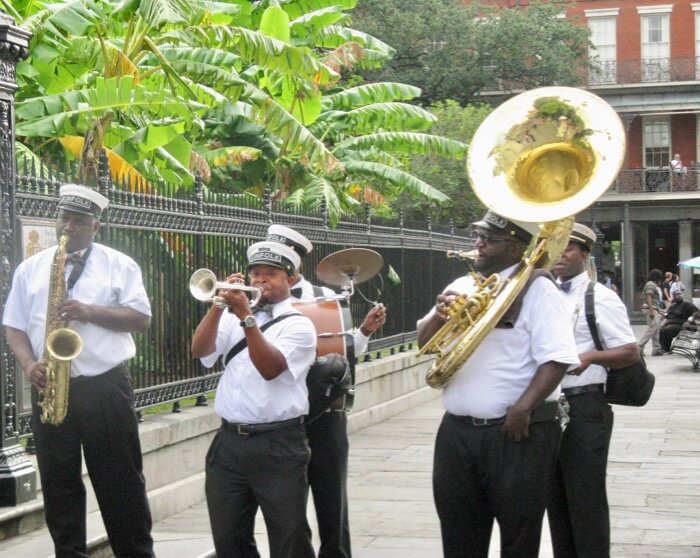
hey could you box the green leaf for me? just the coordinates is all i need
[324,102,436,134]
[245,84,341,175]
[282,0,358,20]
[290,7,348,38]
[335,132,467,159]
[343,160,448,201]
[322,82,421,110]
[259,5,290,43]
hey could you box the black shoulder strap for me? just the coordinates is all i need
[223,313,299,367]
[496,268,556,328]
[584,280,605,351]
[312,285,324,297]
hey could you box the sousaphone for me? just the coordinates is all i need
[420,86,625,388]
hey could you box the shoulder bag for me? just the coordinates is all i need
[584,281,655,406]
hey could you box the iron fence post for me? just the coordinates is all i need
[0,11,36,506]
[193,173,208,407]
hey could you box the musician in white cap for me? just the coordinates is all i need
[267,223,386,558]
[3,184,154,557]
[417,210,579,558]
[192,240,317,558]
[547,223,640,558]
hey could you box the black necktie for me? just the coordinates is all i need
[66,248,91,290]
[290,287,303,299]
[560,281,572,293]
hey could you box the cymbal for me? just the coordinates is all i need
[316,248,384,287]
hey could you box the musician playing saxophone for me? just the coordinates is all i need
[3,185,154,558]
[417,210,580,558]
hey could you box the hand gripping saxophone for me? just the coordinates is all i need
[420,87,626,389]
[39,234,84,425]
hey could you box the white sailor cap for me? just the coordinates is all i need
[569,223,597,251]
[246,241,300,275]
[58,184,109,217]
[266,224,313,258]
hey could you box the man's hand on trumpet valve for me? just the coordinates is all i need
[219,272,252,319]
[435,290,459,322]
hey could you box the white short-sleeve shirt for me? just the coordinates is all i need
[557,272,637,389]
[3,243,151,377]
[200,298,317,424]
[419,264,580,418]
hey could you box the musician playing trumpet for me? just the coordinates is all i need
[417,211,579,558]
[266,224,386,558]
[191,241,317,558]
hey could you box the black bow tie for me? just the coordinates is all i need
[253,304,273,315]
[559,281,572,293]
[290,287,303,299]
[67,252,84,264]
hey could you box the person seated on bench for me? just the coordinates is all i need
[681,311,700,333]
[659,292,699,353]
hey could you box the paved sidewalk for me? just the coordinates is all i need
[4,337,700,557]
[150,343,700,558]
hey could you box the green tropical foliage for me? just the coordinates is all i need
[10,0,467,221]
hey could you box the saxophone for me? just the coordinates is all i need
[39,234,83,425]
[419,87,626,389]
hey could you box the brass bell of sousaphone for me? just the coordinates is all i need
[420,86,625,388]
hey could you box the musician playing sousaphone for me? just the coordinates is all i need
[191,241,317,558]
[418,211,580,558]
[417,86,625,558]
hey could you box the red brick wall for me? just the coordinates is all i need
[671,114,697,166]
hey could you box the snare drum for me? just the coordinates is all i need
[293,298,356,411]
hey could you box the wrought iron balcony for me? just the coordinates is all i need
[609,167,700,194]
[588,56,700,86]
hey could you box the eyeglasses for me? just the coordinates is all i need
[474,232,517,245]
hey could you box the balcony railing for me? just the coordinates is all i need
[610,167,700,194]
[589,56,700,86]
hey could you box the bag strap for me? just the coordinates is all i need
[584,280,605,352]
[223,313,299,367]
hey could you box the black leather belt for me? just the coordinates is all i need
[562,383,605,398]
[221,416,304,436]
[448,400,559,427]
[71,363,127,384]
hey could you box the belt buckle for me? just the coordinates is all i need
[471,417,490,426]
[237,424,250,436]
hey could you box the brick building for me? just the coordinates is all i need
[473,1,700,313]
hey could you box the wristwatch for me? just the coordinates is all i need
[239,315,257,329]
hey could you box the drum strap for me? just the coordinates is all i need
[223,313,300,367]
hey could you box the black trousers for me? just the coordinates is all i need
[31,366,154,558]
[548,391,614,558]
[433,412,561,558]
[660,324,683,352]
[306,411,351,558]
[205,423,315,558]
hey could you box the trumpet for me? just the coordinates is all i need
[189,268,262,308]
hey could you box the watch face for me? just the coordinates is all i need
[242,315,257,328]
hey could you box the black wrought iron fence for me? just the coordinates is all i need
[10,155,472,436]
